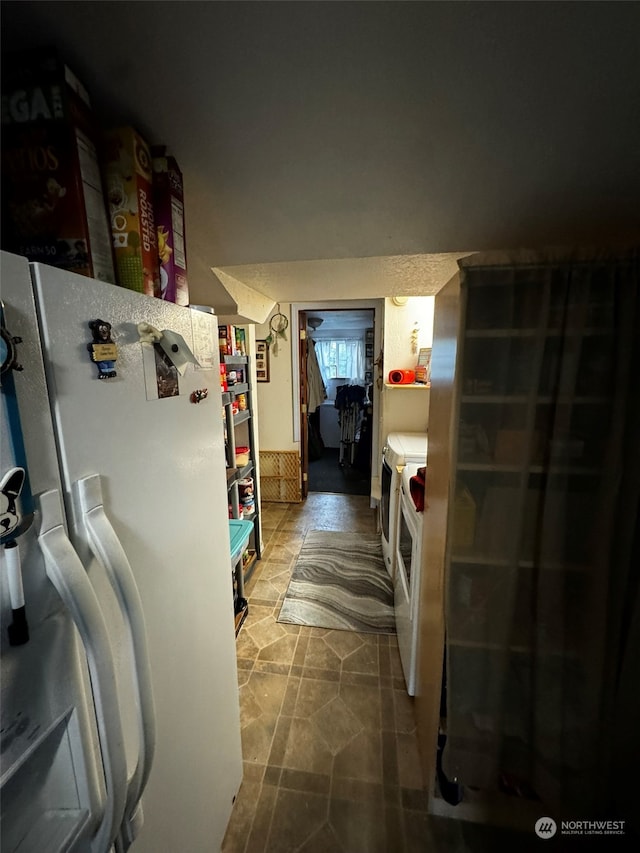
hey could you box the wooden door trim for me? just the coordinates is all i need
[299,311,309,499]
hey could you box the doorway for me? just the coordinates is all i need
[295,304,380,497]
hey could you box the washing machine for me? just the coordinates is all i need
[380,432,427,579]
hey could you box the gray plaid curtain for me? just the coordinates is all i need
[443,249,639,825]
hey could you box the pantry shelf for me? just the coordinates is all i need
[222,348,262,618]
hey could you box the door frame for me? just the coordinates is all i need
[298,309,310,499]
[291,299,384,506]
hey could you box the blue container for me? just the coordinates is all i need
[228,519,253,565]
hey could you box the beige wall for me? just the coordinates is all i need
[253,304,297,452]
[382,296,434,372]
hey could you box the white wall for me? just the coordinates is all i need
[378,296,434,438]
[253,304,297,452]
[382,296,435,374]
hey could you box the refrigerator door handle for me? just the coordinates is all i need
[37,488,127,853]
[76,474,157,845]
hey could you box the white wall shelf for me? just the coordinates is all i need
[384,383,430,389]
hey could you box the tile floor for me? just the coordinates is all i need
[221,494,541,853]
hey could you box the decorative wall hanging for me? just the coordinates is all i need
[411,322,419,355]
[264,304,288,356]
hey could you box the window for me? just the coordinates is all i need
[315,339,365,385]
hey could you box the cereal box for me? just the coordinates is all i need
[1,49,115,282]
[219,324,236,357]
[151,147,189,306]
[102,127,160,296]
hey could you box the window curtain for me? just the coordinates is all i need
[442,249,639,824]
[314,338,365,386]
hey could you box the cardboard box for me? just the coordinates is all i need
[235,327,246,356]
[102,127,160,296]
[1,49,115,282]
[151,147,189,306]
[219,325,241,356]
[219,324,234,357]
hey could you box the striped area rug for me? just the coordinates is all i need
[277,530,396,634]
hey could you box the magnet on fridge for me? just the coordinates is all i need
[137,322,163,344]
[190,388,208,404]
[157,330,199,376]
[0,323,23,376]
[87,319,118,379]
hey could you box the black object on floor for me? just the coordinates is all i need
[308,447,370,496]
[436,733,463,806]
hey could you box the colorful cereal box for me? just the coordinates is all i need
[102,127,160,296]
[151,147,189,306]
[1,49,115,282]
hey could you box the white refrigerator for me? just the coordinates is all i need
[0,251,243,852]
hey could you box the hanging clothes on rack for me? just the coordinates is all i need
[334,384,366,465]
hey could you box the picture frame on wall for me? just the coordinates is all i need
[255,339,270,382]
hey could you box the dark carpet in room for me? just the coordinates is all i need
[308,447,370,496]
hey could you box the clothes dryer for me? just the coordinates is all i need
[380,432,427,579]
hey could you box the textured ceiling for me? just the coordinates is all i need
[305,308,375,334]
[213,253,467,302]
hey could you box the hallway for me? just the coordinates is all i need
[223,494,422,852]
[222,494,540,853]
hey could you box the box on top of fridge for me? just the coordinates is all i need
[102,126,161,297]
[151,146,189,306]
[0,48,115,282]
